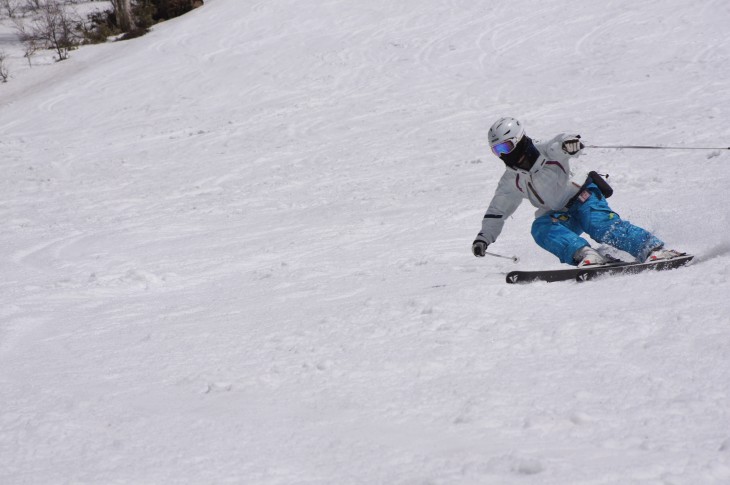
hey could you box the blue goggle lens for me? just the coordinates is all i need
[491,140,516,156]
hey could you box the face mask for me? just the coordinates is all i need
[500,136,539,171]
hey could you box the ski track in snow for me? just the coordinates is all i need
[1,0,730,483]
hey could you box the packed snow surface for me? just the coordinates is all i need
[1,0,730,483]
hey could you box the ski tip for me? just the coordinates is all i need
[505,272,521,284]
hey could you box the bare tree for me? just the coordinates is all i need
[2,0,21,18]
[22,36,37,66]
[110,0,134,32]
[0,50,9,82]
[24,0,42,11]
[16,0,79,61]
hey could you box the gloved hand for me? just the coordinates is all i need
[472,240,488,257]
[562,135,584,155]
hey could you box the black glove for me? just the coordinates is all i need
[472,240,488,257]
[562,135,584,155]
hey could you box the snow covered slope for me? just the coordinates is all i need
[1,0,730,483]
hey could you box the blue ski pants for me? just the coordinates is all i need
[531,183,663,265]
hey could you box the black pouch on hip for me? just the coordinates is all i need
[588,171,613,198]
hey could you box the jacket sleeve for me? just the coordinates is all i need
[474,171,524,244]
[542,133,582,162]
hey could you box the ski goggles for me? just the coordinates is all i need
[491,138,520,156]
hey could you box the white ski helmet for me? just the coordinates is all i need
[488,117,525,156]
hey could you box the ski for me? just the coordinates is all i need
[505,255,693,284]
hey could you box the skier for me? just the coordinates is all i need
[472,117,681,267]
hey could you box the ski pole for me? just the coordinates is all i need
[486,251,520,264]
[586,144,730,151]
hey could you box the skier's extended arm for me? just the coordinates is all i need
[543,133,585,160]
[472,172,524,257]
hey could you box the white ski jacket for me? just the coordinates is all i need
[475,133,590,245]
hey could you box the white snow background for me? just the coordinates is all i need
[2,1,730,483]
